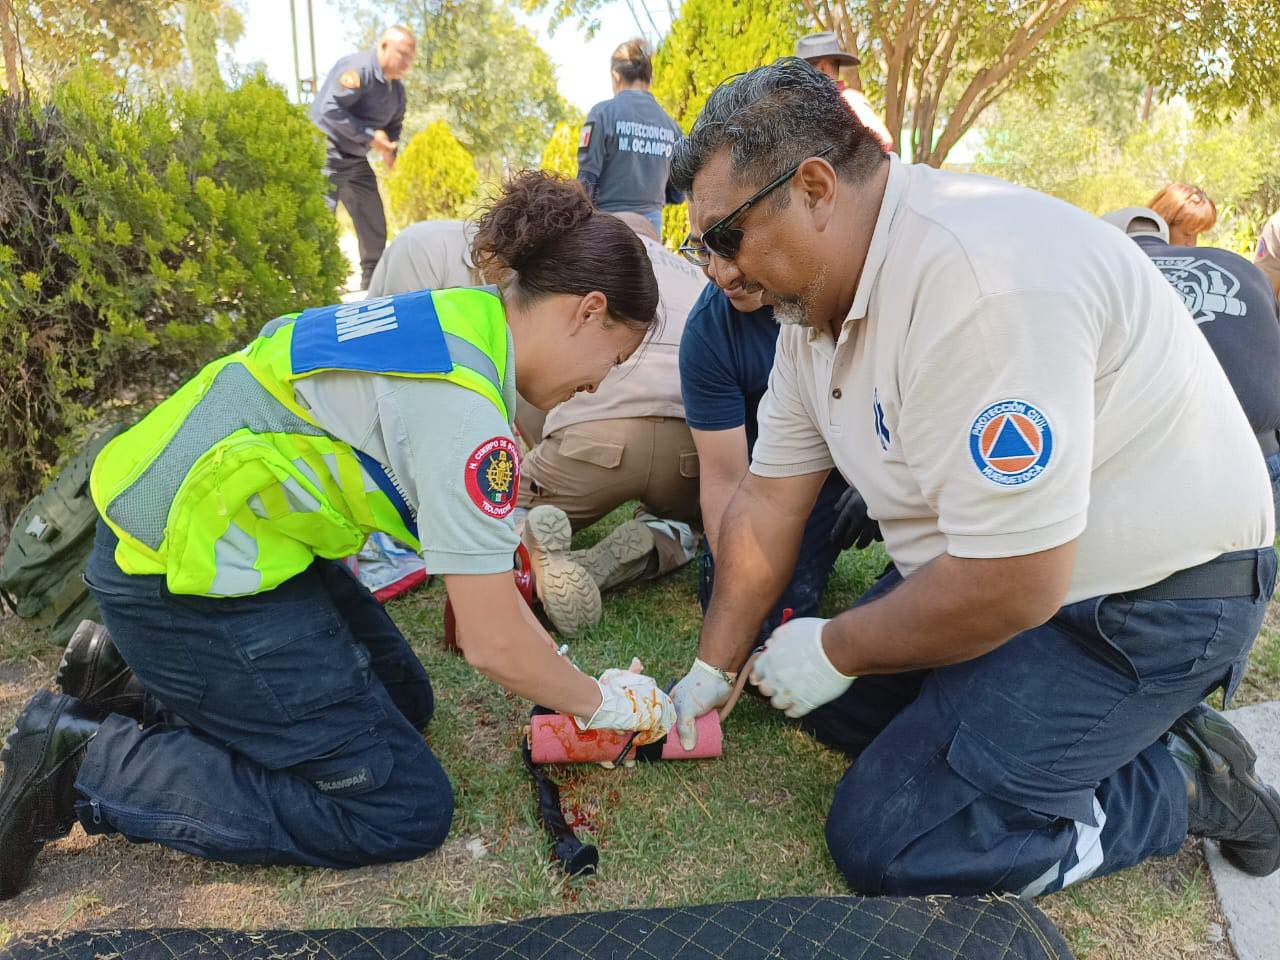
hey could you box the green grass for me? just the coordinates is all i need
[371,513,877,921]
[0,506,1273,956]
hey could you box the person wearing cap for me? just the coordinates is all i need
[367,213,706,635]
[665,58,1279,897]
[1255,210,1280,299]
[312,26,416,291]
[576,39,684,238]
[796,32,893,152]
[1103,206,1280,524]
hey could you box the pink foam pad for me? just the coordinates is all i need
[529,711,723,764]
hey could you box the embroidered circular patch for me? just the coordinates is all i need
[465,437,520,518]
[969,399,1053,486]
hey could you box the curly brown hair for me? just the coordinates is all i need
[470,171,658,332]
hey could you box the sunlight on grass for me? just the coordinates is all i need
[0,503,1270,957]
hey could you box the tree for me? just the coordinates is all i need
[0,0,17,92]
[530,1,1280,168]
[4,0,205,87]
[540,121,580,177]
[384,120,480,229]
[650,0,804,130]
[974,63,1280,256]
[1,0,242,91]
[340,0,571,172]
[184,2,223,89]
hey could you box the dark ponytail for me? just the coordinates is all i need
[610,38,652,85]
[471,171,659,333]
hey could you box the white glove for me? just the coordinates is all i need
[750,617,854,718]
[576,667,675,746]
[670,658,734,750]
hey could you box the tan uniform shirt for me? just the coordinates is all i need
[366,220,479,297]
[751,154,1273,604]
[1255,211,1280,298]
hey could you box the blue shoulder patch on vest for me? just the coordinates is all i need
[290,290,453,376]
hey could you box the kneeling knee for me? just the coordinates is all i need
[825,807,892,894]
[404,784,454,855]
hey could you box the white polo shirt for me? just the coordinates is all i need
[751,154,1274,604]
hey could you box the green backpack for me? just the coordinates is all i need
[0,423,127,647]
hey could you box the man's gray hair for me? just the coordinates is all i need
[670,57,887,197]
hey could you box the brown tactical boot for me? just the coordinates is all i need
[522,506,602,635]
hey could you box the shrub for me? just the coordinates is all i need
[539,121,580,179]
[384,120,480,230]
[0,69,347,523]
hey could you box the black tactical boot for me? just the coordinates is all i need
[55,619,144,722]
[0,690,103,899]
[1168,703,1280,876]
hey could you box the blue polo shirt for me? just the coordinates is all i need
[679,283,848,538]
[679,284,778,447]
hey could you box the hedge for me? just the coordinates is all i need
[0,69,348,523]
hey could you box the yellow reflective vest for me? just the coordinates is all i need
[91,287,510,597]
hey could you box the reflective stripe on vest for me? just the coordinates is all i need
[92,287,510,596]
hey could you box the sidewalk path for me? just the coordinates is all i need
[1206,700,1280,960]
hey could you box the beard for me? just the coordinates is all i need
[773,297,808,326]
[772,265,829,328]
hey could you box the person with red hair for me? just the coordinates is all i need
[1149,183,1218,247]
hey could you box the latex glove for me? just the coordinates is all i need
[830,488,882,551]
[670,658,733,751]
[576,665,675,746]
[599,658,643,768]
[750,617,854,718]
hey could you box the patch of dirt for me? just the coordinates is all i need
[0,651,58,732]
[0,834,496,931]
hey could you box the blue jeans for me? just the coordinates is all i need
[804,547,1277,897]
[77,521,453,868]
[699,474,848,639]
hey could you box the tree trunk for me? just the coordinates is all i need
[0,0,18,94]
[1140,84,1153,123]
[184,2,223,89]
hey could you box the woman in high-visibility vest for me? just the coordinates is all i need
[0,172,675,896]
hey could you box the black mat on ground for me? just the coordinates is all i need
[2,894,1074,960]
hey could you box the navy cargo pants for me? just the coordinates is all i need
[76,521,453,867]
[324,153,388,290]
[803,547,1276,897]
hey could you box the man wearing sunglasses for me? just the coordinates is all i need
[666,58,1280,897]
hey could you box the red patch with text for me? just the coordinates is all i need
[465,437,520,519]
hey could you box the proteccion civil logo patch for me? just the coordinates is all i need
[969,399,1053,486]
[465,437,520,518]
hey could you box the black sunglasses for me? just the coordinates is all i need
[680,144,836,267]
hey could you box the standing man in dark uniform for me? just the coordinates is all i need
[312,25,416,290]
[576,39,683,237]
